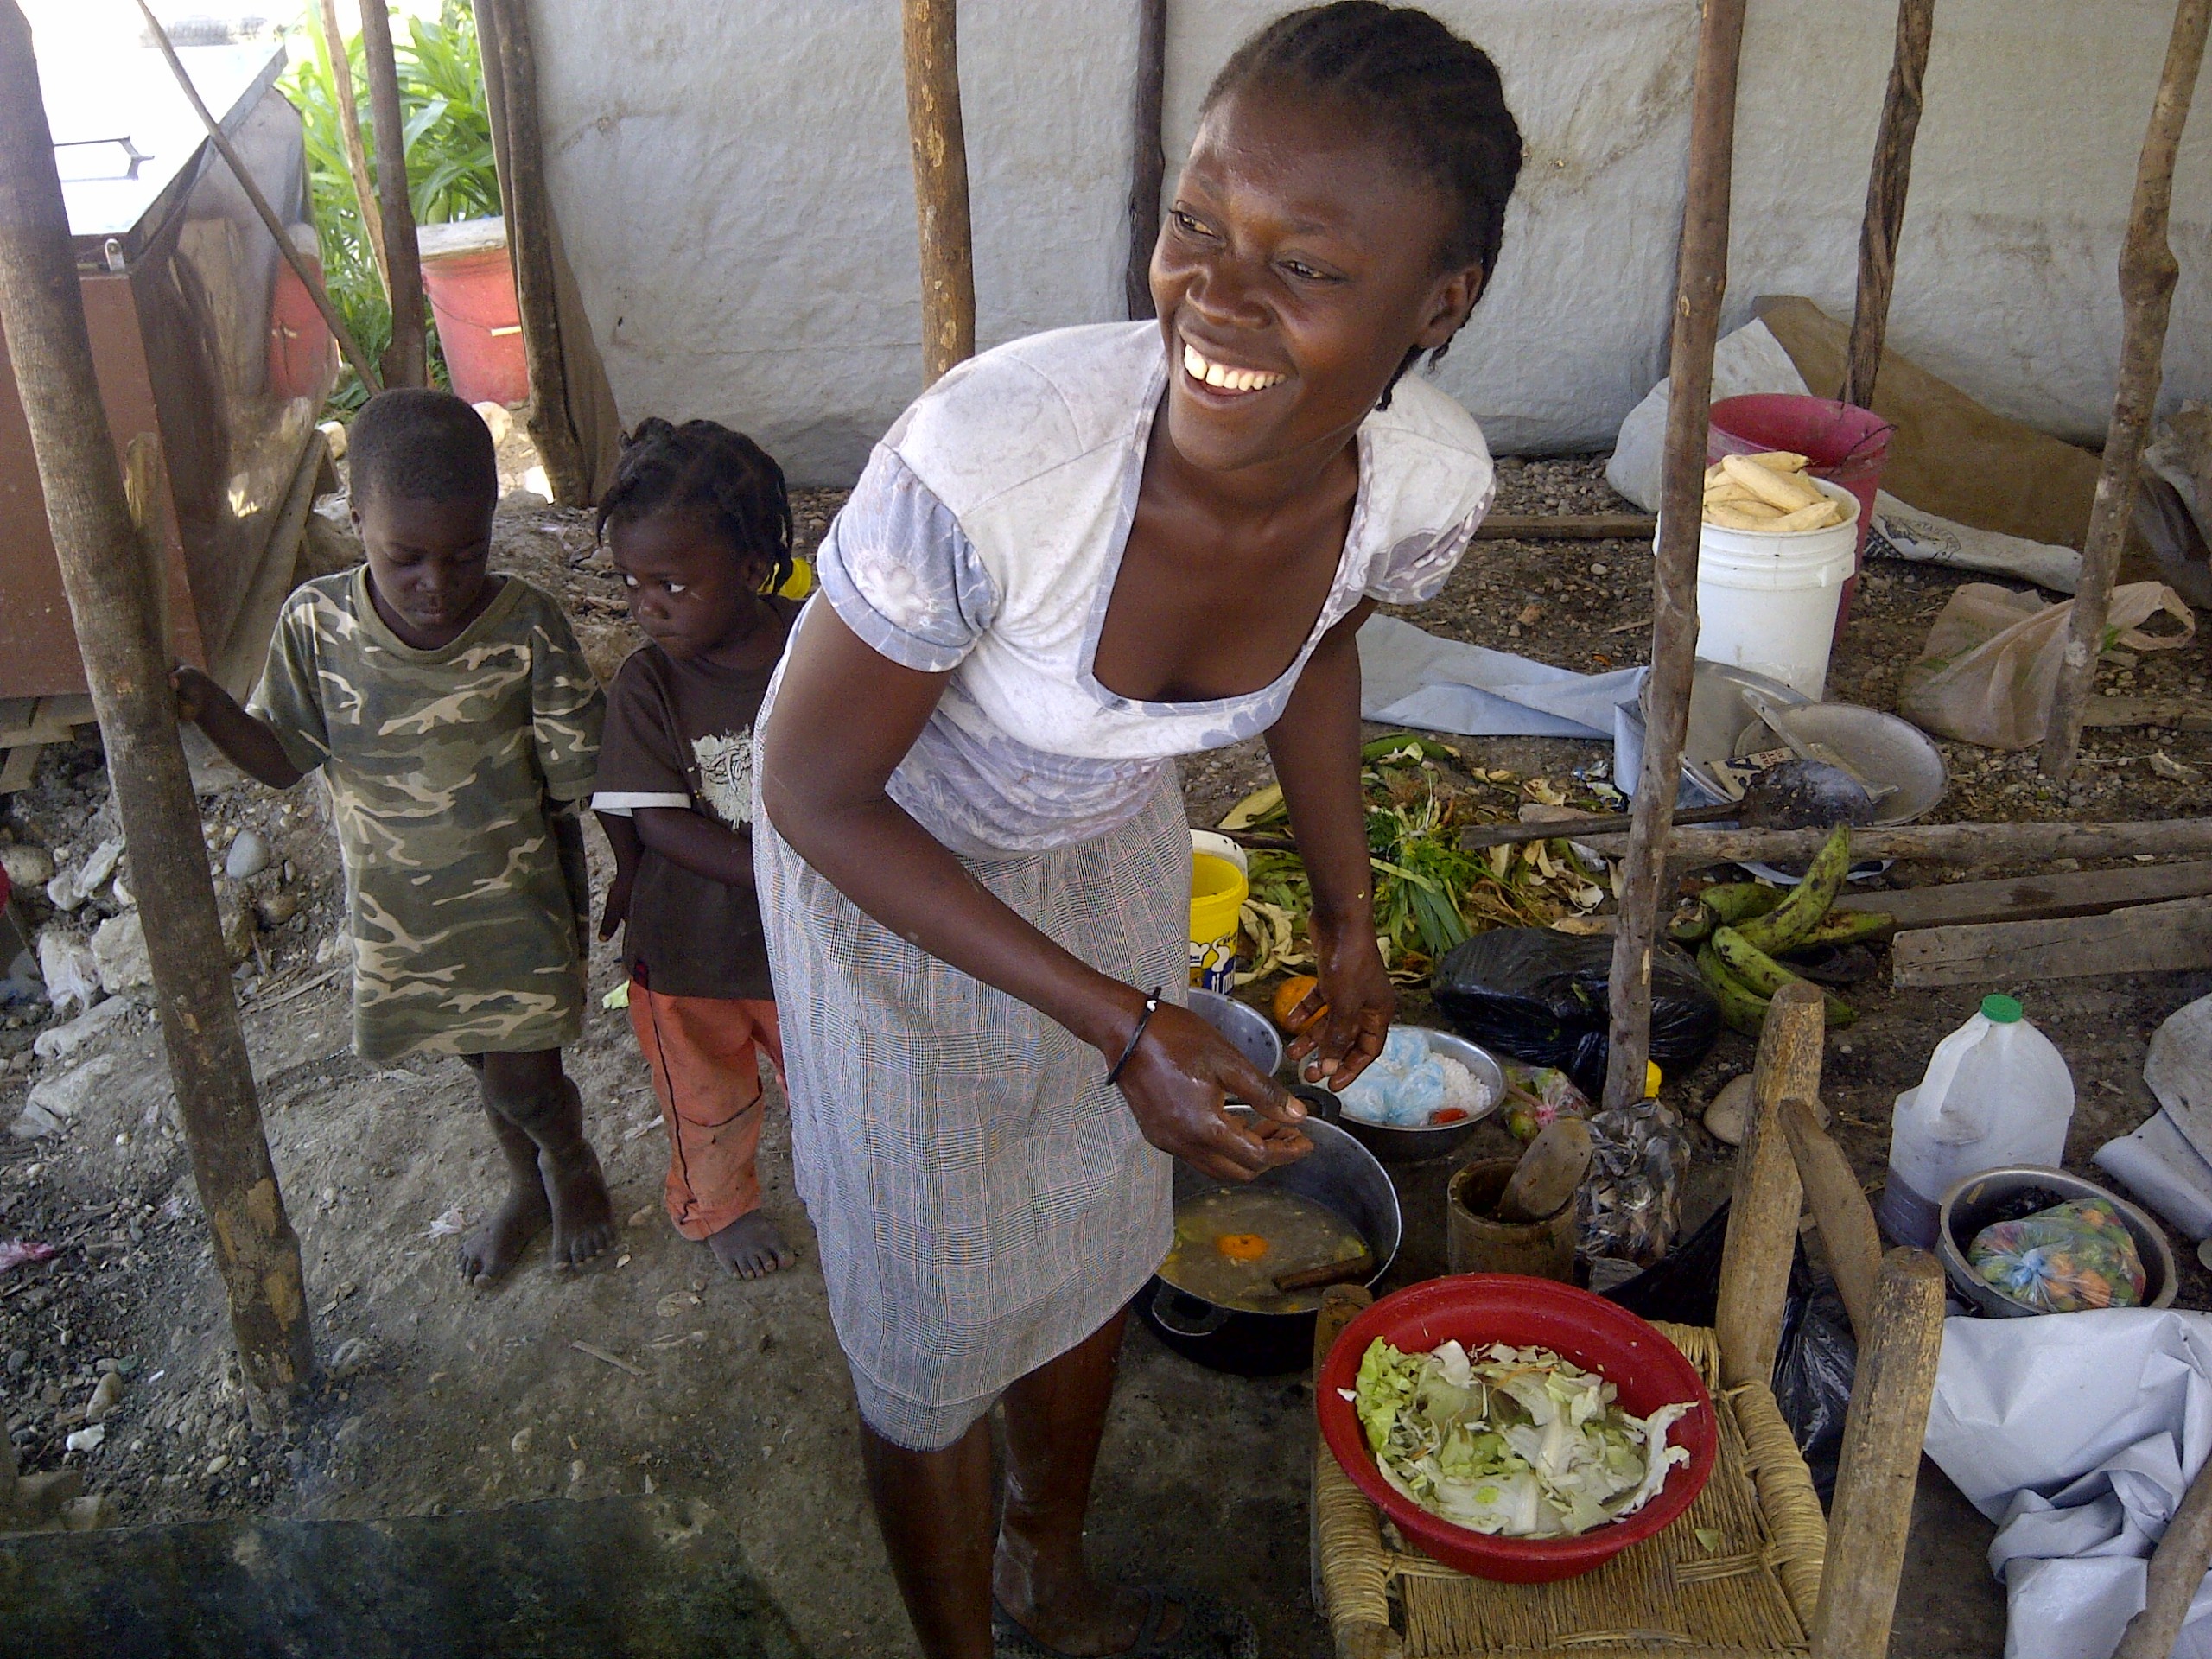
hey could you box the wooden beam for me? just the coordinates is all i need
[901,0,976,384]
[1125,0,1167,321]
[2082,693,2212,731]
[1892,895,2212,988]
[1603,0,1750,1109]
[1844,0,1936,410]
[357,0,425,388]
[1833,859,2212,928]
[2043,0,2210,780]
[1472,512,1656,542]
[0,0,313,1408]
[130,0,378,391]
[1571,816,2212,870]
[314,0,385,296]
[2113,1444,2212,1658]
[1780,1096,1883,1343]
[1715,982,1821,1390]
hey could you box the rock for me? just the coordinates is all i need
[92,912,151,995]
[35,927,98,1015]
[72,838,124,900]
[327,1336,373,1380]
[256,889,301,930]
[224,829,272,882]
[1704,1074,1756,1147]
[57,1493,115,1531]
[33,996,129,1062]
[219,895,257,965]
[474,401,513,447]
[8,1466,81,1524]
[84,1372,123,1424]
[0,845,53,890]
[317,417,347,461]
[15,1052,119,1138]
[62,1424,104,1454]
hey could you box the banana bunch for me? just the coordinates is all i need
[1673,829,1894,1036]
[1703,452,1852,534]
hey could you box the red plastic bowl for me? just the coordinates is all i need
[1316,1276,1717,1582]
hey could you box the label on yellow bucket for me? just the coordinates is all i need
[1189,852,1248,992]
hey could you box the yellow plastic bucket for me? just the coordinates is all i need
[1188,853,1249,992]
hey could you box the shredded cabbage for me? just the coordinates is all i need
[1351,1337,1693,1538]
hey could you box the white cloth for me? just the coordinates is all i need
[1925,1310,2212,1659]
[795,321,1496,855]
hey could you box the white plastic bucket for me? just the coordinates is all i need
[1685,478,1859,700]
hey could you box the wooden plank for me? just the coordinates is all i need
[210,431,327,702]
[1716,982,1820,1390]
[1570,816,2212,870]
[1843,0,1936,410]
[2082,694,2212,731]
[0,743,41,794]
[1891,895,2212,988]
[1834,860,2212,928]
[1474,512,1656,542]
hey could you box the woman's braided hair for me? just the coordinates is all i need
[1205,3,1523,396]
[595,417,795,592]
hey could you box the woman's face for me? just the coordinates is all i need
[1150,82,1485,480]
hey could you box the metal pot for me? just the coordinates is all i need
[1310,1028,1506,1164]
[1141,1108,1402,1376]
[1936,1165,2177,1317]
[1186,988,1284,1078]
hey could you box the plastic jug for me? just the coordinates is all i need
[1874,995,2075,1248]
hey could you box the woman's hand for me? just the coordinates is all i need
[1285,923,1395,1089]
[1113,1002,1312,1184]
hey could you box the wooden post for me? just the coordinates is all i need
[0,0,313,1412]
[476,0,590,505]
[315,0,386,296]
[1572,814,2212,871]
[1715,982,1821,1390]
[1844,0,1936,410]
[131,0,379,392]
[1808,1249,1945,1659]
[1779,1096,1884,1342]
[1601,0,1749,1110]
[2043,0,2209,782]
[1125,0,1168,321]
[357,0,426,389]
[902,0,976,383]
[2112,1447,2212,1658]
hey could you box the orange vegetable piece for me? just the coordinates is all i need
[1431,1108,1470,1125]
[1271,975,1325,1034]
[1214,1233,1270,1262]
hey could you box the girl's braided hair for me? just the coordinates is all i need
[595,417,795,592]
[1205,3,1523,398]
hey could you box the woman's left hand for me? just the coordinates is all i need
[1285,923,1395,1089]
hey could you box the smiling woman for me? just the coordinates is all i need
[753,6,1522,1656]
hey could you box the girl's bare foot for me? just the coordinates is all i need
[708,1211,796,1278]
[460,1103,550,1286]
[543,1141,617,1268]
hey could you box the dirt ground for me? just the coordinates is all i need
[3,452,2209,1657]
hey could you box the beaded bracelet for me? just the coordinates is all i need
[1104,986,1165,1086]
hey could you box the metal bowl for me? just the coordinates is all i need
[1936,1165,2177,1317]
[1186,988,1283,1078]
[1732,702,1948,826]
[1315,1027,1505,1163]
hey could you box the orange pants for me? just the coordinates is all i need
[626,983,784,1241]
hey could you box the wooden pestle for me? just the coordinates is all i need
[1495,1118,1596,1224]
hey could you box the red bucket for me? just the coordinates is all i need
[418,218,530,408]
[1709,395,1892,639]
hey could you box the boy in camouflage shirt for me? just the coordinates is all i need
[175,389,616,1284]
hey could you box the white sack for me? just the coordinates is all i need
[1603,320,1807,512]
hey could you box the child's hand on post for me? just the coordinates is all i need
[170,664,214,726]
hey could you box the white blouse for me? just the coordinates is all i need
[791,321,1495,856]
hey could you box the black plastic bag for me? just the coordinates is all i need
[1431,928,1721,1099]
[1602,1200,1732,1326]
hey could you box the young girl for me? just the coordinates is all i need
[175,388,614,1288]
[590,419,802,1279]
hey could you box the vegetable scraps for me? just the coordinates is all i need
[1350,1337,1692,1538]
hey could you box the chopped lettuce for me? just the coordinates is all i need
[1350,1337,1694,1539]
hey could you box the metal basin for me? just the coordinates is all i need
[1142,1108,1402,1376]
[1317,1027,1506,1164]
[1936,1165,2177,1317]
[1186,988,1283,1079]
[1732,702,1948,825]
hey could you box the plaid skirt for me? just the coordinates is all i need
[753,771,1188,1450]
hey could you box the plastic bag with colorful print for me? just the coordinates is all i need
[1966,1197,2147,1313]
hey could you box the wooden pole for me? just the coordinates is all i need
[1843,0,1936,410]
[901,0,976,383]
[1125,0,1167,321]
[2043,0,2209,783]
[315,0,386,296]
[478,0,589,505]
[1601,0,1749,1111]
[356,0,426,388]
[1715,982,1820,1390]
[130,0,379,392]
[2112,1448,2212,1659]
[0,0,313,1412]
[1779,1096,1884,1343]
[1808,1249,1945,1659]
[1570,815,2212,871]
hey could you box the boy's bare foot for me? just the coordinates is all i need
[709,1211,796,1279]
[542,1142,617,1269]
[460,1104,550,1286]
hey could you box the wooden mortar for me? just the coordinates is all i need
[1447,1157,1578,1281]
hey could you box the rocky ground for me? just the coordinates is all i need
[2,453,2207,1656]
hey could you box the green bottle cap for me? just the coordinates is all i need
[1981,995,2023,1024]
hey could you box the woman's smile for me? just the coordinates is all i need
[1179,336,1288,397]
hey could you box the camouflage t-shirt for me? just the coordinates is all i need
[249,569,605,1062]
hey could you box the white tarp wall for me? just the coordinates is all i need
[531,0,2212,486]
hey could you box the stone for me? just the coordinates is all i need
[62,1424,105,1455]
[33,996,129,1062]
[1703,1074,1756,1147]
[256,889,301,930]
[0,844,54,890]
[35,927,99,1015]
[327,1338,373,1381]
[16,1052,119,1138]
[219,896,257,966]
[224,829,272,882]
[8,1466,82,1524]
[92,912,151,995]
[85,1372,124,1424]
[57,1493,116,1531]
